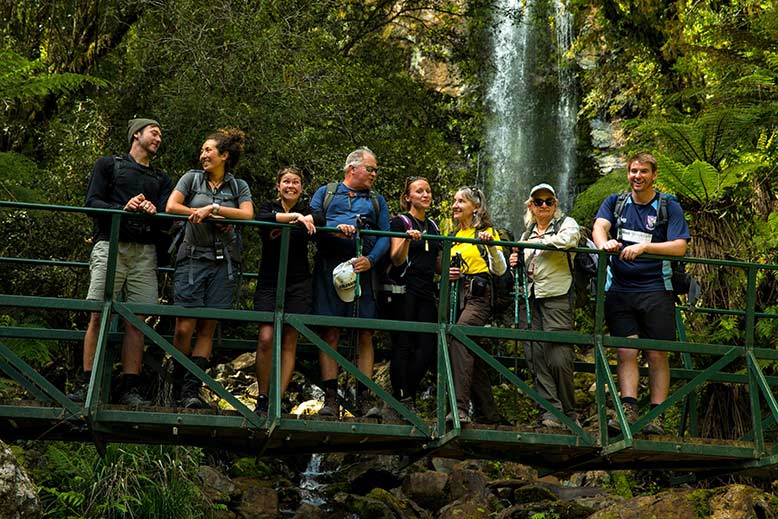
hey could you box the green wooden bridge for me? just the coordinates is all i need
[1,200,777,476]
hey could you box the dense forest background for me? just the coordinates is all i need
[1,0,778,517]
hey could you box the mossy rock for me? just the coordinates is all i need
[230,457,272,478]
[513,485,559,504]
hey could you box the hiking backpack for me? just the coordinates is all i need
[612,190,695,300]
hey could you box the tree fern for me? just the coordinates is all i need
[0,49,107,105]
[654,153,741,207]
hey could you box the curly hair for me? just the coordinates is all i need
[206,127,246,172]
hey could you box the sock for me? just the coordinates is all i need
[81,370,92,383]
[123,373,140,390]
[621,396,638,406]
[322,379,337,392]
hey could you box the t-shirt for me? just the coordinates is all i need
[174,169,252,262]
[309,181,390,266]
[450,227,500,276]
[595,192,690,292]
[384,214,441,299]
[256,200,319,285]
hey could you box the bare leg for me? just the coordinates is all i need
[319,327,340,381]
[173,317,197,356]
[121,316,146,375]
[82,312,102,371]
[357,330,374,380]
[646,349,669,404]
[256,323,274,396]
[280,325,298,394]
[191,318,218,360]
[616,336,640,400]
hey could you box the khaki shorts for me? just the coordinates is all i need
[86,241,158,303]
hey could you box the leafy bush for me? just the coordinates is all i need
[28,442,210,519]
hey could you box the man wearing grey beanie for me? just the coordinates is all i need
[68,118,173,406]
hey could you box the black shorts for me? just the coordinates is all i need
[253,277,312,315]
[604,291,676,341]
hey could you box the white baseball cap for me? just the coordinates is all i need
[529,183,556,197]
[333,260,357,302]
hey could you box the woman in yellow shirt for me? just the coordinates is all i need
[448,186,506,424]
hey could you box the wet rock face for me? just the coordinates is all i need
[0,440,40,519]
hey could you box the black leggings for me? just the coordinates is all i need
[379,291,438,398]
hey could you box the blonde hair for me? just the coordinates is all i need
[453,185,494,232]
[523,194,562,229]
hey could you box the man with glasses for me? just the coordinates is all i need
[592,152,690,435]
[310,147,390,418]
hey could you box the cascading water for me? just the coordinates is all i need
[484,0,577,232]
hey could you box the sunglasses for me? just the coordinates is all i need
[532,197,556,207]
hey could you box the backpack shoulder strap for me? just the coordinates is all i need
[428,218,440,235]
[612,191,631,224]
[655,191,671,227]
[398,213,413,230]
[322,181,339,213]
[369,189,380,217]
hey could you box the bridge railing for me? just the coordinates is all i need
[1,200,778,467]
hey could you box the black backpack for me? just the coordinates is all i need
[477,228,515,310]
[612,190,696,301]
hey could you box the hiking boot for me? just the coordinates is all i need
[644,414,665,435]
[179,384,204,409]
[254,394,268,417]
[540,416,564,429]
[445,409,471,424]
[381,396,415,422]
[607,402,640,432]
[358,391,382,419]
[118,386,150,406]
[66,382,87,403]
[317,388,339,418]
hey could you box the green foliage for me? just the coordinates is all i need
[0,152,46,203]
[230,457,271,478]
[569,170,629,226]
[653,153,741,208]
[30,442,209,519]
[0,49,107,105]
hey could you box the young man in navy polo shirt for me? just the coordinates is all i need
[592,152,690,435]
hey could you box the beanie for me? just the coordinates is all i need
[127,118,160,145]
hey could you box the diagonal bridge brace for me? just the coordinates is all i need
[288,315,431,438]
[0,340,83,418]
[448,326,594,445]
[113,303,265,431]
[602,346,742,455]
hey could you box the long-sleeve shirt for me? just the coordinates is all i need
[85,154,173,244]
[521,216,580,299]
[309,182,390,266]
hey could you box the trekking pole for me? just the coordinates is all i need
[513,263,520,328]
[351,217,364,411]
[517,247,531,326]
[449,252,462,324]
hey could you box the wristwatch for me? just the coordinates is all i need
[212,203,220,215]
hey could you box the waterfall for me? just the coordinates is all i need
[484,0,577,232]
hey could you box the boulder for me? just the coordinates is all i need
[709,484,774,519]
[198,465,238,502]
[291,502,323,519]
[236,486,278,519]
[437,496,493,519]
[402,470,448,511]
[0,441,40,519]
[588,489,697,519]
[446,467,488,502]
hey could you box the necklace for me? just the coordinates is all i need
[410,214,429,252]
[208,177,223,193]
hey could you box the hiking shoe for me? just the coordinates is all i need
[254,395,268,417]
[445,409,471,424]
[540,416,564,429]
[118,386,150,406]
[66,382,87,403]
[358,391,382,419]
[644,414,665,435]
[607,402,639,432]
[317,388,339,417]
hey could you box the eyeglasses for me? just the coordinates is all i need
[363,165,378,173]
[532,197,556,207]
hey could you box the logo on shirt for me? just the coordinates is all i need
[646,215,657,230]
